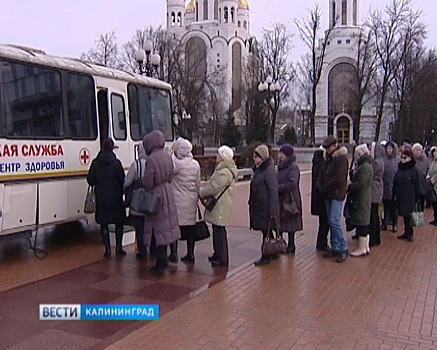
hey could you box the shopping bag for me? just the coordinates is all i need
[84,185,96,214]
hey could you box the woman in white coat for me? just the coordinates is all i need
[171,137,201,263]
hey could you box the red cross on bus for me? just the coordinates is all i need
[79,148,90,166]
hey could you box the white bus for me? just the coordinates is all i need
[0,44,174,236]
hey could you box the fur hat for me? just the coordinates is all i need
[254,145,270,161]
[355,143,370,157]
[402,145,413,159]
[173,137,193,159]
[218,145,234,161]
[412,143,423,152]
[322,135,337,148]
[279,143,294,157]
[430,146,437,157]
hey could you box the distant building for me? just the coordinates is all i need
[315,0,390,144]
[166,0,252,118]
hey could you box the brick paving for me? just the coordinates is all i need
[1,163,437,350]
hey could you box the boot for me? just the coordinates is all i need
[351,236,368,257]
[181,240,195,263]
[169,241,178,263]
[392,224,397,233]
[255,256,270,266]
[366,234,370,255]
[115,225,126,256]
[101,226,111,258]
[150,233,157,256]
[152,245,168,275]
[380,219,387,231]
[287,232,296,254]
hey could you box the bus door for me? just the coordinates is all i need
[108,90,130,168]
[97,90,109,149]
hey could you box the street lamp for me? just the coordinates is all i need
[135,39,161,77]
[258,76,281,144]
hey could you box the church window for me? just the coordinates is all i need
[232,42,242,110]
[196,2,199,21]
[346,39,350,44]
[214,0,218,20]
[177,12,182,26]
[203,0,208,20]
[185,37,207,80]
[342,0,347,25]
[331,1,336,27]
[238,21,241,27]
[231,7,235,23]
[171,12,175,27]
[243,20,247,29]
[353,0,358,25]
[219,8,221,23]
[337,40,342,44]
[224,7,228,23]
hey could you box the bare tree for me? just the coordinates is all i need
[351,25,378,142]
[259,22,294,144]
[81,30,121,69]
[295,4,336,145]
[370,0,426,141]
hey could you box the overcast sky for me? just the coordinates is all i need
[0,0,435,61]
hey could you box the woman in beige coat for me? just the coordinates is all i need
[171,138,200,263]
[199,145,238,267]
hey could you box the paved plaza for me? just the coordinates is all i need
[1,164,437,349]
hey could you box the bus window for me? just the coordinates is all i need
[97,90,109,147]
[128,83,173,141]
[65,72,97,139]
[111,93,126,140]
[0,60,64,138]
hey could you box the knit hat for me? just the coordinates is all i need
[254,145,270,161]
[402,145,413,159]
[355,143,369,157]
[279,143,294,157]
[173,137,193,159]
[322,135,337,148]
[218,145,234,161]
[412,142,423,152]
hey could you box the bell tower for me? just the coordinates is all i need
[167,0,185,35]
[329,0,360,27]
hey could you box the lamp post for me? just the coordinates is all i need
[135,39,161,78]
[258,76,281,145]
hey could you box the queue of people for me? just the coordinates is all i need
[88,131,433,273]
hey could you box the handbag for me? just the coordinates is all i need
[130,188,161,215]
[125,160,143,207]
[262,217,286,257]
[426,179,437,204]
[194,205,211,242]
[84,185,96,214]
[281,192,299,219]
[410,203,425,227]
[200,180,232,211]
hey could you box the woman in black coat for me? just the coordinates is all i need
[87,138,126,258]
[311,148,329,251]
[249,144,279,266]
[277,144,303,254]
[392,146,422,242]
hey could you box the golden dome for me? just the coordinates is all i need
[186,0,195,12]
[238,0,249,10]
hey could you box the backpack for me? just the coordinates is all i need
[125,160,143,207]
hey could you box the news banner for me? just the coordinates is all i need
[39,304,159,321]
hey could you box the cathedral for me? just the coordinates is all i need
[166,0,252,120]
[166,0,388,145]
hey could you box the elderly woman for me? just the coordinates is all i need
[427,146,437,225]
[142,130,180,275]
[277,144,303,254]
[413,143,428,210]
[347,144,373,257]
[199,145,237,267]
[393,146,422,242]
[124,144,147,259]
[249,144,279,266]
[369,142,385,247]
[381,141,399,232]
[87,138,125,258]
[171,137,200,263]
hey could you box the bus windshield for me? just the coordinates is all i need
[128,84,173,141]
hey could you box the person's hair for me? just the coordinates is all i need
[102,138,114,151]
